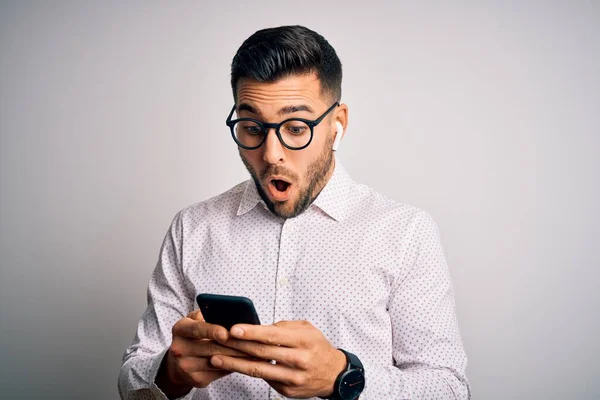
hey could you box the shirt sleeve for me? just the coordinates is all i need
[361,211,471,399]
[118,211,199,400]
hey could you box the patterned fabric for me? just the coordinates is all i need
[118,158,470,399]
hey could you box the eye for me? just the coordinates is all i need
[289,126,306,135]
[282,121,309,136]
[245,126,262,135]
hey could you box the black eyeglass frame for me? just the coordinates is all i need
[226,102,340,150]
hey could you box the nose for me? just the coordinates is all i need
[262,127,285,164]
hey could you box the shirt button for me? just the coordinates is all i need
[278,276,289,287]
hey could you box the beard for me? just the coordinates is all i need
[239,134,335,219]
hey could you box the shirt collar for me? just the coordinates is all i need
[311,159,353,222]
[236,157,354,222]
[237,177,265,217]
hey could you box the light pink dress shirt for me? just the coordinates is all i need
[119,159,470,399]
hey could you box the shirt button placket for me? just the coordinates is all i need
[271,222,295,400]
[274,221,294,324]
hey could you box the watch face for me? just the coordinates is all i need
[339,369,365,399]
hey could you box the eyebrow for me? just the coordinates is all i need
[277,104,315,115]
[237,103,315,117]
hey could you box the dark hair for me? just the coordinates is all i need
[231,25,342,103]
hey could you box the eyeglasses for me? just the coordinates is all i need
[226,102,339,150]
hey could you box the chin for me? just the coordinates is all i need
[272,202,298,219]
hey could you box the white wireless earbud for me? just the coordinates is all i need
[333,122,344,151]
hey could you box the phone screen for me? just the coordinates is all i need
[196,293,261,330]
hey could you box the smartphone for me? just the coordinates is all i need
[196,293,261,330]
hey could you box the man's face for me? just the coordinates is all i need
[236,73,347,219]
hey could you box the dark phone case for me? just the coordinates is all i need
[196,293,261,330]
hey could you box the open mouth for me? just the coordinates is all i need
[266,177,293,201]
[272,179,290,192]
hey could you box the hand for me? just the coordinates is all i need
[210,320,347,399]
[155,310,250,398]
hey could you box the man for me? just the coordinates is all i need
[119,25,470,400]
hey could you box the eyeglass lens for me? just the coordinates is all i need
[233,120,311,149]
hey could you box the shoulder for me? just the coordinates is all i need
[352,182,429,222]
[347,181,440,239]
[344,184,446,276]
[171,181,249,229]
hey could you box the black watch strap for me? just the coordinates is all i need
[340,348,364,371]
[325,348,365,400]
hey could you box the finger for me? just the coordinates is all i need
[188,309,205,322]
[177,356,223,372]
[225,338,301,366]
[210,355,298,385]
[229,321,308,348]
[173,318,229,343]
[176,338,251,358]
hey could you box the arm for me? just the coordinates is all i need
[207,214,469,399]
[118,211,197,400]
[362,211,470,399]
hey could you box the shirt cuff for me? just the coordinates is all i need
[148,348,196,400]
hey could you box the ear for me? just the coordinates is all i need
[333,122,344,150]
[331,103,348,151]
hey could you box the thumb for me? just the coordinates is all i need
[187,309,205,322]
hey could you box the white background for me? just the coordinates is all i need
[1,1,598,399]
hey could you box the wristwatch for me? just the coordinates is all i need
[325,348,365,400]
